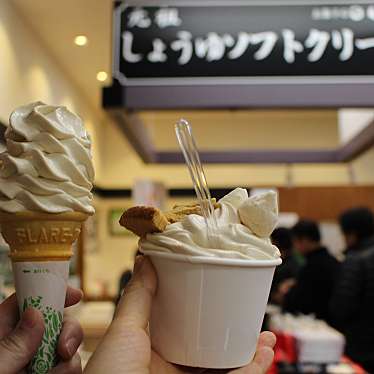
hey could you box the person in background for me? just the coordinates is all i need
[270,227,302,306]
[330,207,374,373]
[282,220,339,323]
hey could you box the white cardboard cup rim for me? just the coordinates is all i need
[142,249,282,267]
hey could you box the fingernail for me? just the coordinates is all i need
[66,338,76,357]
[20,308,37,329]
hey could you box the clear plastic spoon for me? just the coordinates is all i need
[175,119,219,247]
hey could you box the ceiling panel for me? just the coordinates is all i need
[140,109,339,151]
[13,0,112,108]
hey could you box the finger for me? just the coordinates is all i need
[0,294,19,338]
[151,351,185,374]
[84,257,157,373]
[230,347,275,374]
[247,332,276,373]
[114,256,157,329]
[50,353,82,374]
[58,315,83,361]
[0,308,44,373]
[246,332,276,374]
[250,346,275,373]
[257,331,276,349]
[0,287,82,338]
[230,332,276,374]
[65,287,83,308]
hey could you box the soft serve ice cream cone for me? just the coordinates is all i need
[0,102,94,374]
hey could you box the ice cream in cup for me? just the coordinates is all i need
[120,188,282,369]
[0,102,94,374]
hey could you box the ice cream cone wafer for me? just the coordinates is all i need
[0,211,89,262]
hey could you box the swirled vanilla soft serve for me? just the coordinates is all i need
[140,188,280,260]
[0,102,94,214]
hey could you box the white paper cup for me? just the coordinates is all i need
[144,250,281,369]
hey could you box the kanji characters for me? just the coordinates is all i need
[311,5,373,22]
[195,32,234,61]
[349,5,366,21]
[283,29,303,63]
[155,7,182,28]
[305,29,330,62]
[127,7,151,28]
[171,31,193,65]
[122,12,374,67]
[122,31,143,63]
[148,39,167,62]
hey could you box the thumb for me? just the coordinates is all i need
[114,255,157,328]
[0,307,44,373]
[84,256,157,373]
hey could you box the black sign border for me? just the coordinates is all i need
[113,0,374,86]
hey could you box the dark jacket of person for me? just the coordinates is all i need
[271,254,302,298]
[330,237,374,372]
[283,247,339,322]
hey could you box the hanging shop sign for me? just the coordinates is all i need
[112,2,374,85]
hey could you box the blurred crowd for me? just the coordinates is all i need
[270,207,374,373]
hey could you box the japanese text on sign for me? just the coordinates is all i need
[123,6,374,65]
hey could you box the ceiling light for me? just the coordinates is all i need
[96,71,108,82]
[74,35,88,46]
